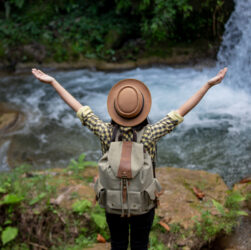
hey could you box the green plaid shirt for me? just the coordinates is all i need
[77,106,184,162]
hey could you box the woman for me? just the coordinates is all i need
[32,67,227,250]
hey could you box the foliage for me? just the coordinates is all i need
[0,0,234,64]
[0,163,106,248]
[192,190,248,241]
[1,227,18,246]
[72,199,92,214]
[149,232,168,250]
[66,153,97,180]
[68,153,97,171]
[0,164,57,247]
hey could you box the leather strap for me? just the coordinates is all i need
[117,141,133,179]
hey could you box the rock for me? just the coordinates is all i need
[85,243,110,249]
[206,213,251,250]
[37,167,97,210]
[0,103,25,134]
[156,167,229,230]
[50,184,95,209]
[233,176,251,211]
[0,103,25,169]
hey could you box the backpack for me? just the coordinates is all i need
[94,125,162,217]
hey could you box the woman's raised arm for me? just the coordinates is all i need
[31,68,83,112]
[177,67,228,117]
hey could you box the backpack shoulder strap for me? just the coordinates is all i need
[133,126,157,178]
[132,126,146,143]
[111,124,119,142]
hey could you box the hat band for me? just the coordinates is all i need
[114,94,145,120]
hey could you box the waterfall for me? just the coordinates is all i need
[217,0,251,90]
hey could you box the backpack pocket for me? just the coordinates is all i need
[94,179,106,208]
[106,190,148,212]
[106,190,121,210]
[145,178,162,201]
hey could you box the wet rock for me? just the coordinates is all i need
[0,103,25,169]
[7,135,37,168]
[233,176,251,211]
[0,103,25,134]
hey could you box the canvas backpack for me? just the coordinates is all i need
[94,125,162,217]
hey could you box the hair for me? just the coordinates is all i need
[110,117,150,131]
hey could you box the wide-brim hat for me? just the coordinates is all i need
[107,79,152,127]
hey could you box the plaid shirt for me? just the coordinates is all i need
[76,106,184,162]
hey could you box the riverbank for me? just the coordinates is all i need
[0,162,249,249]
[0,39,217,75]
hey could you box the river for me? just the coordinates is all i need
[0,0,250,188]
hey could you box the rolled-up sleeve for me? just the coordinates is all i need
[149,110,184,142]
[76,106,112,142]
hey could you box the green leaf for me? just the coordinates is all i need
[1,226,18,245]
[29,192,46,205]
[236,210,248,216]
[82,161,97,167]
[212,199,225,215]
[0,187,6,193]
[70,159,78,167]
[1,194,24,205]
[4,219,12,225]
[72,199,92,214]
[78,153,86,163]
[91,213,106,229]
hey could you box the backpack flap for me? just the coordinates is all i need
[108,141,144,179]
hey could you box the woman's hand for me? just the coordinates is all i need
[177,67,228,117]
[31,68,83,112]
[207,67,228,87]
[31,68,55,84]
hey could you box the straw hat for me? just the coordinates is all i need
[107,79,152,127]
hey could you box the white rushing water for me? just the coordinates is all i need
[0,0,250,187]
[217,0,251,91]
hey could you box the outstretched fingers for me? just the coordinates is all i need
[31,68,39,78]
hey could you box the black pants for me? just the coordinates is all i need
[105,208,155,250]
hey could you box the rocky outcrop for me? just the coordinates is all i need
[156,167,229,230]
[36,166,240,249]
[1,164,248,249]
